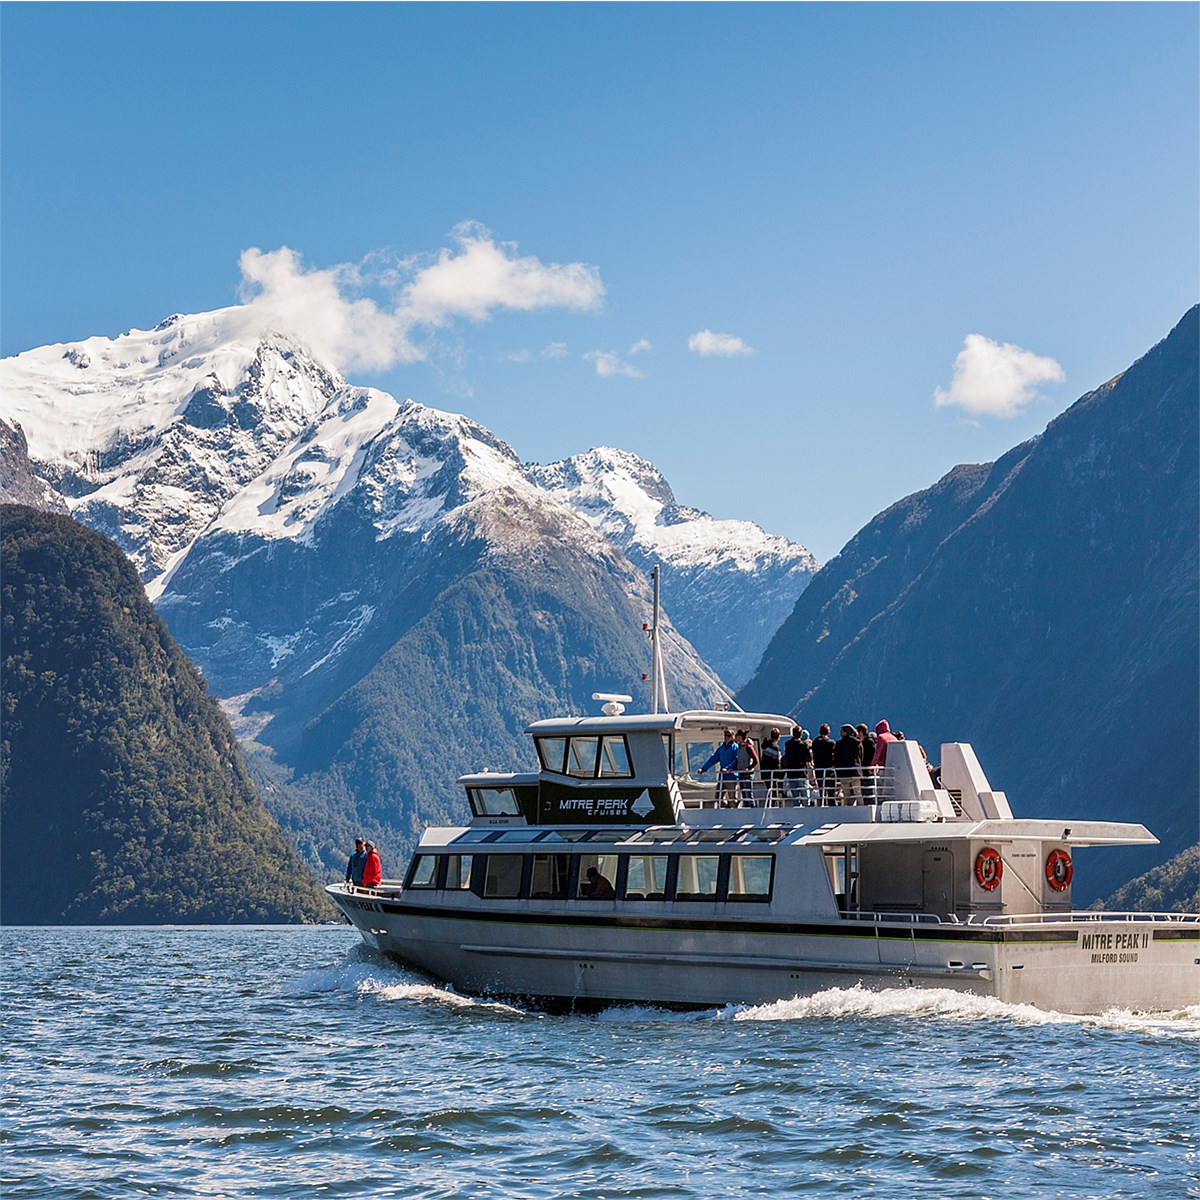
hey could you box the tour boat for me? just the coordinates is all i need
[328,577,1199,1014]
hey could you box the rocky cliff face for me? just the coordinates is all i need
[740,307,1200,901]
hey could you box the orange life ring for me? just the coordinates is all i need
[974,847,1003,891]
[1046,848,1073,891]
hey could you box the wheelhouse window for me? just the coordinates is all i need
[566,737,599,778]
[576,853,619,899]
[535,737,567,774]
[597,736,632,778]
[727,855,773,901]
[624,853,669,900]
[467,787,522,817]
[482,855,523,899]
[676,854,720,900]
[406,855,438,889]
[445,855,473,890]
[529,854,570,900]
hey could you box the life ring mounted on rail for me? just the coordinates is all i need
[1046,848,1073,891]
[974,847,1003,891]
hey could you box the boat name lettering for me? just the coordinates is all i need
[559,797,632,814]
[1080,931,1148,955]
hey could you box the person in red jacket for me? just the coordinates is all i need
[361,841,382,889]
[872,720,896,767]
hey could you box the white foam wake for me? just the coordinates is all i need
[725,984,1200,1037]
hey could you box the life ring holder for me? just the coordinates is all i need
[1046,848,1073,891]
[974,847,1003,891]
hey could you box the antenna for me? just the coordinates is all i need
[592,692,632,717]
[649,564,669,714]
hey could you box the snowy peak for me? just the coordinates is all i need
[527,446,818,576]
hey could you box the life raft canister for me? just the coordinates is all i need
[974,847,1003,891]
[1046,848,1073,891]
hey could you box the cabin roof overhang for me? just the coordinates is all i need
[797,819,1159,847]
[524,709,794,736]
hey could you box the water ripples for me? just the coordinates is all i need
[3,926,1197,1199]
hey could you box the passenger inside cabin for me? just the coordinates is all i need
[581,866,615,900]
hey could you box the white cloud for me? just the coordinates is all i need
[933,334,1065,419]
[628,338,652,356]
[234,225,605,375]
[688,329,754,357]
[585,349,642,379]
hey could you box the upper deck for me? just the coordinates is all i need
[454,708,1156,847]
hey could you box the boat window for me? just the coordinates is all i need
[482,855,524,899]
[627,828,683,844]
[536,737,567,774]
[566,737,600,778]
[661,734,673,774]
[406,855,438,889]
[727,855,774,902]
[676,854,720,901]
[453,830,504,844]
[529,853,571,900]
[677,738,723,777]
[597,736,633,778]
[468,787,522,817]
[539,829,596,843]
[445,855,474,890]
[624,853,669,900]
[576,853,619,900]
[737,828,787,843]
[495,830,544,843]
[686,829,738,843]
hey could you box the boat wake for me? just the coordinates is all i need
[723,984,1200,1036]
[286,946,529,1016]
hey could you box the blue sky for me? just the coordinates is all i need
[3,3,1196,560]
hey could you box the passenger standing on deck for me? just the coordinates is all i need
[699,729,741,803]
[857,724,877,803]
[736,729,760,802]
[782,726,810,800]
[760,728,783,800]
[345,838,367,887]
[872,720,897,769]
[834,725,864,804]
[812,724,837,802]
[361,840,382,889]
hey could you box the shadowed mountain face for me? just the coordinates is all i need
[0,505,331,924]
[740,308,1199,902]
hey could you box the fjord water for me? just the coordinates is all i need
[3,928,1196,1200]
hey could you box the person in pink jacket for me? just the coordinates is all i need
[871,720,896,767]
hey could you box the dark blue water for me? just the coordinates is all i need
[2,927,1197,1199]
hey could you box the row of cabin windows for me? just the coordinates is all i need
[405,851,774,903]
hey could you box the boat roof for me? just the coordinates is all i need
[525,709,794,736]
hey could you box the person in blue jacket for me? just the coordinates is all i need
[345,837,368,887]
[698,729,741,804]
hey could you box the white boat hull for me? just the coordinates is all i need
[331,889,1200,1014]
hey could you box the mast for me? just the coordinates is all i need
[650,564,669,714]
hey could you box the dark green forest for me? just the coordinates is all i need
[1,505,331,924]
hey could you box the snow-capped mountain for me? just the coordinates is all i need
[2,309,771,867]
[528,447,818,685]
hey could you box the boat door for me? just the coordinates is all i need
[922,847,955,919]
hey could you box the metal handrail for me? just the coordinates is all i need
[676,765,899,809]
[979,911,1200,926]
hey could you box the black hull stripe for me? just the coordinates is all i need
[343,898,1080,944]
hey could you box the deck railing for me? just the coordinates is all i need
[979,911,1200,926]
[675,766,900,809]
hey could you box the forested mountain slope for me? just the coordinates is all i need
[0,505,330,923]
